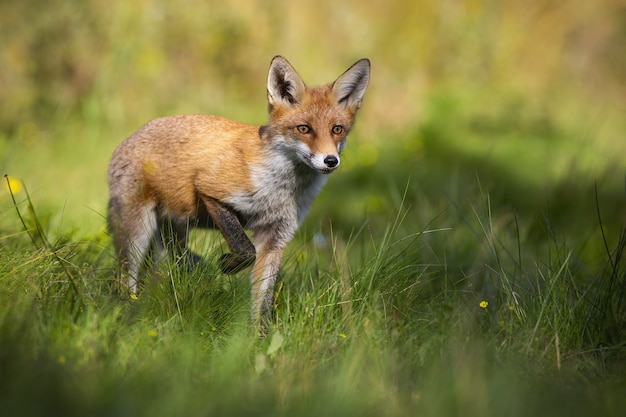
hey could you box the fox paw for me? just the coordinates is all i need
[218,253,255,274]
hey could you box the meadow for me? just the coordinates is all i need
[1,0,625,416]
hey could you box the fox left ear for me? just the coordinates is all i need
[267,56,306,107]
[332,58,370,111]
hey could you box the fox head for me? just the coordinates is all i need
[266,56,370,174]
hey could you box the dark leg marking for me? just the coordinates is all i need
[201,196,256,274]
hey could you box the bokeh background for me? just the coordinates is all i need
[1,0,625,235]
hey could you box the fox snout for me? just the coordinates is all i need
[298,143,341,174]
[292,139,343,173]
[310,152,340,173]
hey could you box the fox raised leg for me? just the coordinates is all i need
[200,196,256,274]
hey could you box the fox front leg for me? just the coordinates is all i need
[201,197,256,274]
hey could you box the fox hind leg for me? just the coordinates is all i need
[109,198,158,293]
[156,216,203,270]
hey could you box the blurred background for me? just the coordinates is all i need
[0,0,624,237]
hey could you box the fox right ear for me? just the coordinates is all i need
[332,58,370,111]
[267,56,306,107]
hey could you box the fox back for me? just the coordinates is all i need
[107,56,370,323]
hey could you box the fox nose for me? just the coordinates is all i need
[324,155,339,168]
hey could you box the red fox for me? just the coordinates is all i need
[107,56,370,322]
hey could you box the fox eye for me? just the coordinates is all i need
[296,125,311,134]
[332,125,344,135]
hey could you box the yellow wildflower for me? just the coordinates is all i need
[479,300,489,309]
[3,176,22,194]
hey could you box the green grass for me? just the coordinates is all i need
[1,120,625,416]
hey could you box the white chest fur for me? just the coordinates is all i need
[225,146,328,236]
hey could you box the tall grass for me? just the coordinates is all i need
[1,163,624,416]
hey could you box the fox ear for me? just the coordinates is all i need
[332,58,370,111]
[267,56,306,107]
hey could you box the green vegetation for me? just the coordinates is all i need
[1,0,625,416]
